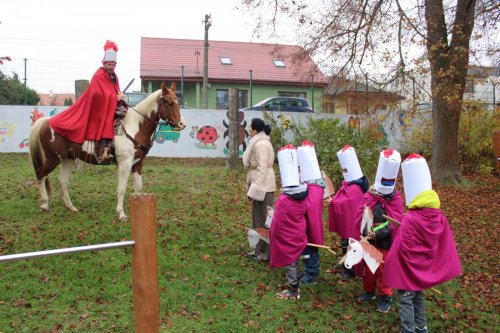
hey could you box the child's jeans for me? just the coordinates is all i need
[285,260,300,286]
[301,246,319,281]
[398,290,428,333]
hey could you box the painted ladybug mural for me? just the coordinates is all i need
[190,125,218,149]
[223,110,249,155]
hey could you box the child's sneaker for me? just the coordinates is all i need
[339,268,356,280]
[376,296,392,313]
[357,291,376,303]
[276,286,300,299]
[299,275,318,286]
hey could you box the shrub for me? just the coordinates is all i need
[263,112,381,186]
[398,105,499,175]
[459,106,499,175]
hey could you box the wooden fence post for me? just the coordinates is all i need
[226,88,240,169]
[493,130,500,176]
[129,193,160,333]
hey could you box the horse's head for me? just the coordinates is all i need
[265,206,274,228]
[344,238,363,269]
[157,82,186,131]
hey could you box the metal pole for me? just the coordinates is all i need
[23,58,27,105]
[202,14,211,109]
[249,69,253,107]
[311,75,315,111]
[181,65,184,106]
[0,241,135,263]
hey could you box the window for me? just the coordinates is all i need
[216,89,248,109]
[220,57,232,65]
[278,91,306,98]
[216,90,229,109]
[273,59,286,68]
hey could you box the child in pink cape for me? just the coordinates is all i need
[384,154,462,333]
[328,145,369,279]
[270,145,309,300]
[354,148,404,313]
[297,141,325,286]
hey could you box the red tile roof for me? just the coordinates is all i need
[38,93,75,106]
[140,37,328,86]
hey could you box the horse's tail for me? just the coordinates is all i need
[29,118,52,194]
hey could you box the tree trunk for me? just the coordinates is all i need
[425,0,476,186]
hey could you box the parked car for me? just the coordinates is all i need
[125,92,189,108]
[242,97,314,113]
[124,92,149,107]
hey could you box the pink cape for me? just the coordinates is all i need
[305,184,324,245]
[270,194,308,268]
[328,181,364,239]
[355,190,404,240]
[48,67,120,144]
[383,208,462,291]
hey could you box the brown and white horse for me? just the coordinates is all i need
[29,82,186,221]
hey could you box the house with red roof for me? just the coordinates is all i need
[140,37,329,112]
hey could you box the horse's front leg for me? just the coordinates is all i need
[59,158,78,212]
[116,159,133,222]
[132,160,143,193]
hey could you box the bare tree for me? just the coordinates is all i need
[241,0,499,185]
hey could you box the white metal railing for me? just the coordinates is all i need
[0,241,135,263]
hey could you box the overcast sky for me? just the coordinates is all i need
[1,0,293,93]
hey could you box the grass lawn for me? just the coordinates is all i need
[0,153,498,332]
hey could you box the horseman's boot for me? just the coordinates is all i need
[97,139,111,164]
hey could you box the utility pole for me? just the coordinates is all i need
[202,14,211,109]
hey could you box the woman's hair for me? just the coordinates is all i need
[251,118,272,135]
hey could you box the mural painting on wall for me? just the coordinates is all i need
[348,116,361,129]
[376,124,389,147]
[223,110,249,156]
[30,107,45,125]
[0,120,15,144]
[155,123,182,144]
[398,110,411,127]
[190,125,219,149]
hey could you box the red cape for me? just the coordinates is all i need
[383,208,462,291]
[328,181,364,239]
[305,184,324,245]
[48,67,120,143]
[270,194,308,268]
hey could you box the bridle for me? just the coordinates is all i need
[122,92,180,153]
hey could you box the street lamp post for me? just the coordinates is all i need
[202,14,211,109]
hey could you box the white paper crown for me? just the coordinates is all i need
[401,153,432,206]
[337,145,363,182]
[374,148,401,194]
[297,140,322,182]
[102,40,118,63]
[277,144,300,188]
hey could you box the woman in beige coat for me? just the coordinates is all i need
[243,118,277,260]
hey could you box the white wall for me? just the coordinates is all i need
[0,106,415,156]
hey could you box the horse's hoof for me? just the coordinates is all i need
[40,205,49,212]
[69,207,79,212]
[119,215,128,222]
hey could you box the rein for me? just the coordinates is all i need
[122,96,174,153]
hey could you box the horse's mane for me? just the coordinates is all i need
[360,241,384,264]
[124,90,161,126]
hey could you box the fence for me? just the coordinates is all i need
[0,193,160,333]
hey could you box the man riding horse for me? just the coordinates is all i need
[48,40,126,164]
